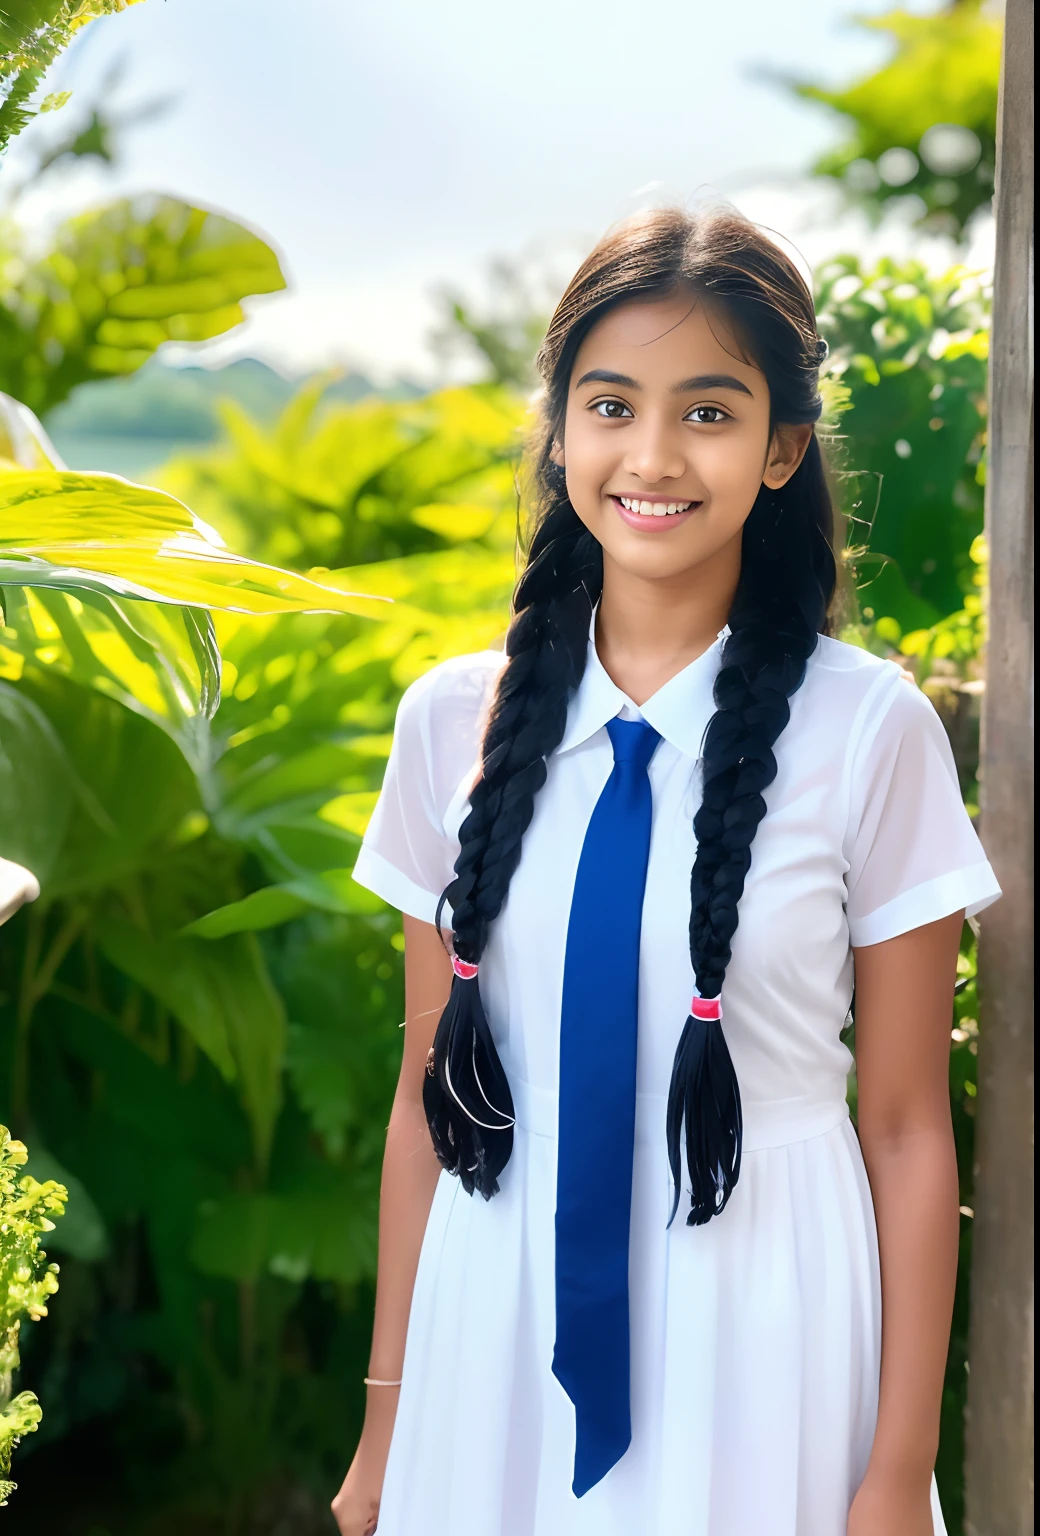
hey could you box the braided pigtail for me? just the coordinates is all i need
[423,490,602,1197]
[667,433,836,1225]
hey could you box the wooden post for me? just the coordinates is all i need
[965,1,1034,1532]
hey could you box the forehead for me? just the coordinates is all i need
[571,291,762,386]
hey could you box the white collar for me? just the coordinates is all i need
[557,610,728,762]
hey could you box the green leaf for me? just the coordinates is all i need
[190,1170,379,1285]
[159,381,525,574]
[282,868,385,915]
[0,680,76,881]
[0,584,221,766]
[92,920,286,1170]
[8,668,197,898]
[182,886,311,939]
[0,2,66,56]
[0,391,63,471]
[410,502,497,541]
[38,89,72,113]
[217,741,359,821]
[54,1001,249,1174]
[0,467,394,616]
[0,194,283,413]
[0,64,44,153]
[0,1392,42,1501]
[189,1192,275,1283]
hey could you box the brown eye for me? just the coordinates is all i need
[593,399,633,419]
[687,406,728,424]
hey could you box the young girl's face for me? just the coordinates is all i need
[557,289,808,585]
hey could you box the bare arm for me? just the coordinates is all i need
[847,911,963,1536]
[332,914,452,1536]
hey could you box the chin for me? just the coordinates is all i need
[607,543,712,583]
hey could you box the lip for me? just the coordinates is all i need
[609,494,702,532]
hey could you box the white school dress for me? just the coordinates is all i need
[353,630,1000,1536]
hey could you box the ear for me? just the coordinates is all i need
[549,437,565,468]
[762,423,813,490]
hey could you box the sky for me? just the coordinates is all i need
[8,0,970,382]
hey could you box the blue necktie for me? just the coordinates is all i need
[552,716,661,1497]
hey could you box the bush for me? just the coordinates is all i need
[0,1125,67,1506]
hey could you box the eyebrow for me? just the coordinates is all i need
[574,368,754,398]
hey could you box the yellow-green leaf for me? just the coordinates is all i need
[0,470,393,617]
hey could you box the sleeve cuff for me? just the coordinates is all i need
[351,845,452,927]
[848,860,1002,948]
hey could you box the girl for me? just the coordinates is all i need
[332,208,1000,1536]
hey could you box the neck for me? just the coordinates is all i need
[594,539,740,706]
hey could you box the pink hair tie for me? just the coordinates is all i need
[690,994,722,1022]
[452,955,479,981]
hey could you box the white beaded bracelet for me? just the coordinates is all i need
[364,1376,403,1387]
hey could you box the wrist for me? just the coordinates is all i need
[360,1389,400,1447]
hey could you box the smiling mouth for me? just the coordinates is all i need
[611,494,701,519]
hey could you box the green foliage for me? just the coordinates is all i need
[0,1,147,154]
[0,196,287,415]
[896,533,987,679]
[0,1125,67,1505]
[789,0,1001,239]
[0,458,384,618]
[0,392,403,779]
[817,254,989,632]
[160,378,526,572]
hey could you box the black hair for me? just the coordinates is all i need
[423,207,837,1224]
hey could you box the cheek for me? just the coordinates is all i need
[701,427,767,492]
[690,432,768,524]
[562,414,616,497]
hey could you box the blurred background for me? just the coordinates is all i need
[0,2,1002,1532]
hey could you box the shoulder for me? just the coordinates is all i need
[788,636,950,793]
[391,651,506,798]
[805,633,902,691]
[798,634,913,738]
[396,648,505,731]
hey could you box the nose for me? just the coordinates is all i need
[621,414,687,485]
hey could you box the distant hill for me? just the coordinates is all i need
[43,356,424,479]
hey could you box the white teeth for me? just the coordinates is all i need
[618,495,693,516]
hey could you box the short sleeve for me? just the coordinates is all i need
[844,676,1001,947]
[351,653,501,924]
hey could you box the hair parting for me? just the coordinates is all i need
[422,206,838,1219]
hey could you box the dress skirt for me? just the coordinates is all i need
[373,1081,949,1536]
